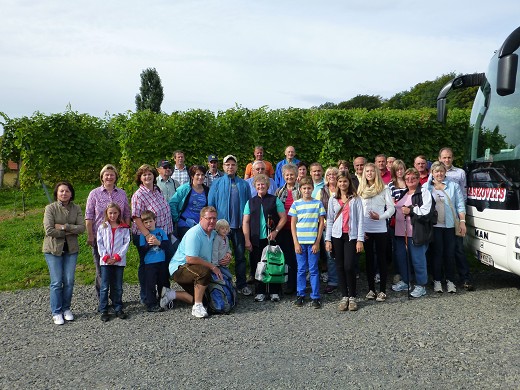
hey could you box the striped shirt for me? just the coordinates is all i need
[131,185,174,235]
[288,198,326,244]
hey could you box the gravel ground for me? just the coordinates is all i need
[1,268,519,389]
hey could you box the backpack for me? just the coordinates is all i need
[259,244,288,284]
[204,266,236,314]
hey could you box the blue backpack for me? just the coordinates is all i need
[204,266,236,314]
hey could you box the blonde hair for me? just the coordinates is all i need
[390,159,406,184]
[357,162,385,197]
[215,219,230,234]
[324,167,339,186]
[253,173,270,189]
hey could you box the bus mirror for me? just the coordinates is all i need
[497,53,518,96]
[437,98,447,123]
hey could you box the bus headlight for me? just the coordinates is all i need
[516,237,520,249]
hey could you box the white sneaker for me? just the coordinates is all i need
[410,285,427,298]
[270,294,280,302]
[53,314,64,325]
[160,287,173,309]
[63,310,74,321]
[434,280,443,293]
[321,272,329,283]
[392,280,409,292]
[447,280,457,293]
[254,294,266,302]
[238,286,252,296]
[191,303,208,318]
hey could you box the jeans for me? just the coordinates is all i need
[91,243,101,299]
[99,265,124,313]
[229,228,247,289]
[44,252,78,315]
[394,236,428,286]
[332,234,357,298]
[455,235,471,283]
[433,227,457,282]
[133,235,147,303]
[322,236,338,286]
[296,244,320,299]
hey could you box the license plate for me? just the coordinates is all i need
[477,250,494,267]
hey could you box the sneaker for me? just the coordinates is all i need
[338,297,349,311]
[100,312,110,322]
[410,285,427,298]
[463,281,475,291]
[324,285,337,294]
[447,280,457,293]
[63,310,74,321]
[321,272,329,283]
[147,305,165,313]
[311,299,322,309]
[376,292,386,302]
[375,273,381,283]
[366,290,376,300]
[52,314,64,325]
[160,287,173,309]
[348,297,358,311]
[254,294,266,302]
[238,286,252,296]
[191,303,208,318]
[434,280,443,293]
[115,310,128,319]
[392,274,402,284]
[270,294,280,302]
[392,280,409,292]
[294,296,305,307]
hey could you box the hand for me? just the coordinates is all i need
[212,266,223,280]
[219,253,232,266]
[325,241,332,252]
[245,240,252,252]
[368,211,379,220]
[402,206,410,216]
[311,243,319,254]
[268,230,278,241]
[87,235,95,246]
[147,235,160,246]
[459,221,467,236]
[294,243,302,254]
[54,223,65,231]
[356,241,364,253]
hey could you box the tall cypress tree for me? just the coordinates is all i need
[135,68,164,113]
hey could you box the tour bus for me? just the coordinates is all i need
[437,26,520,276]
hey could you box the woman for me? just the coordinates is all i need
[169,165,209,240]
[357,163,395,302]
[131,164,175,304]
[325,172,364,312]
[337,160,350,174]
[427,161,466,293]
[244,174,287,302]
[316,166,340,293]
[387,159,406,283]
[275,163,301,294]
[43,181,85,325]
[85,164,131,300]
[391,168,432,298]
[296,161,308,183]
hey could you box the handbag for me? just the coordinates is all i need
[440,189,463,237]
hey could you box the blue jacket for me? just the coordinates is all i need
[427,179,465,228]
[169,183,209,222]
[275,158,300,188]
[208,174,251,227]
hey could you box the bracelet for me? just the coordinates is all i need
[460,220,466,223]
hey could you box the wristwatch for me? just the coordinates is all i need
[61,226,65,231]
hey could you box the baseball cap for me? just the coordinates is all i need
[157,160,172,168]
[208,154,218,162]
[223,155,237,163]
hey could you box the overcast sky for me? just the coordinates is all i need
[1,0,519,122]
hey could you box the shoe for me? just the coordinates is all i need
[238,286,252,296]
[321,272,329,283]
[410,285,426,298]
[147,305,165,313]
[160,287,173,309]
[254,294,266,302]
[463,281,475,291]
[63,310,74,321]
[376,292,386,302]
[348,297,358,311]
[311,299,322,309]
[392,274,401,284]
[447,280,457,293]
[434,281,443,293]
[115,310,127,319]
[100,312,110,322]
[191,303,208,318]
[375,273,380,283]
[270,294,280,302]
[338,297,349,311]
[366,290,376,300]
[52,314,64,325]
[294,296,305,307]
[392,280,409,292]
[324,285,336,294]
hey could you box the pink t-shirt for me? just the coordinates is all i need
[395,193,413,237]
[339,199,350,233]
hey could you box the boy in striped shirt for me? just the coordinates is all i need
[289,177,326,308]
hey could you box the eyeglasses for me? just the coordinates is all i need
[162,166,172,170]
[203,216,217,221]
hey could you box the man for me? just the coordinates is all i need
[275,145,300,188]
[352,156,366,190]
[167,206,229,318]
[438,147,474,291]
[309,162,324,198]
[246,160,277,197]
[156,160,180,202]
[414,155,430,185]
[204,154,224,187]
[375,154,391,184]
[244,146,275,179]
[386,156,396,173]
[208,155,252,295]
[171,150,189,185]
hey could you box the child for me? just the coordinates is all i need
[139,210,172,312]
[289,177,326,308]
[212,219,232,268]
[97,202,131,322]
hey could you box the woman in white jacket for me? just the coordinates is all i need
[325,172,364,311]
[357,163,395,302]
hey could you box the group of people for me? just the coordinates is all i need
[42,145,472,323]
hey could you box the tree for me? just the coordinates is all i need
[337,94,383,110]
[135,68,164,113]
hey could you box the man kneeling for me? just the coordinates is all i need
[165,206,223,318]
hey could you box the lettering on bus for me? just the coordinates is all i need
[475,229,489,240]
[467,187,506,202]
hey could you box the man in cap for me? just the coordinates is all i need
[204,154,224,187]
[156,160,180,202]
